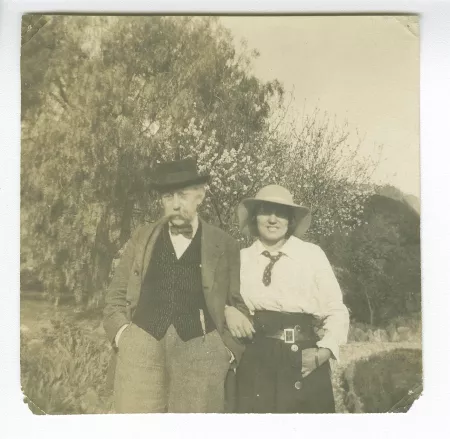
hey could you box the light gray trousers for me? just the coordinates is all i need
[114,323,230,413]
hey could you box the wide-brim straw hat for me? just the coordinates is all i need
[237,184,311,238]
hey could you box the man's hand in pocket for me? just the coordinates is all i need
[114,323,130,348]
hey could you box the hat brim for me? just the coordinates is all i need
[150,175,210,192]
[237,198,311,238]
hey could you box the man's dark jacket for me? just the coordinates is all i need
[103,216,247,389]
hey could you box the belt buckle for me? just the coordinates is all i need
[284,328,295,344]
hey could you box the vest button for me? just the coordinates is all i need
[294,381,302,390]
[133,270,139,276]
[290,344,298,352]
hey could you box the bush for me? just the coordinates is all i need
[342,348,422,413]
[21,319,113,414]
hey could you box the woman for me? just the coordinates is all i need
[225,185,349,413]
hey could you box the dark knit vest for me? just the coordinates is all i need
[132,223,215,341]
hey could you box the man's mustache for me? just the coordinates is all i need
[167,213,190,223]
[168,213,184,219]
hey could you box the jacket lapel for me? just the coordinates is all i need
[200,219,225,298]
[139,216,170,281]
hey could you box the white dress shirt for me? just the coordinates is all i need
[168,215,199,259]
[240,236,349,360]
[114,216,199,347]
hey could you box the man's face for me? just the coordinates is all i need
[256,202,291,245]
[160,185,205,225]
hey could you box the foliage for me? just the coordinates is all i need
[21,15,376,304]
[325,191,421,325]
[20,16,286,303]
[21,15,51,115]
[343,348,422,413]
[274,108,376,242]
[154,118,284,235]
[20,320,112,414]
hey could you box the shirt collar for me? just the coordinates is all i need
[253,236,298,260]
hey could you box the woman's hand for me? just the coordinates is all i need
[225,306,256,339]
[301,347,332,378]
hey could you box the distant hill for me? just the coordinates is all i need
[403,194,420,215]
[376,185,420,216]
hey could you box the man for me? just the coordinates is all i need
[103,158,249,413]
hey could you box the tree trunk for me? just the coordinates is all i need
[118,200,135,246]
[362,288,374,326]
[88,207,115,306]
[88,202,136,308]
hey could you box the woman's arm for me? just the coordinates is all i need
[313,246,350,361]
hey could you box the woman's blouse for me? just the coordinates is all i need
[240,236,349,360]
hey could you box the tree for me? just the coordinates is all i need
[21,16,284,304]
[269,106,377,243]
[330,192,421,325]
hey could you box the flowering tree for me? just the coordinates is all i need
[271,107,377,242]
[149,118,282,231]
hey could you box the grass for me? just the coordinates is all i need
[21,298,113,414]
[21,319,113,414]
[20,298,422,414]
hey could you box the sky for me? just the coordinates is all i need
[220,16,420,197]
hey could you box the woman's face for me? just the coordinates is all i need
[256,202,291,245]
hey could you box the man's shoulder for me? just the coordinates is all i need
[132,221,158,236]
[129,219,166,243]
[200,220,237,244]
[200,219,229,236]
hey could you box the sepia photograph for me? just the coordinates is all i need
[19,14,421,415]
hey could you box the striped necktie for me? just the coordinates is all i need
[261,251,283,286]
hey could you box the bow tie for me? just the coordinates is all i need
[170,224,194,239]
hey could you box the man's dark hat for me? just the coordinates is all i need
[150,158,210,192]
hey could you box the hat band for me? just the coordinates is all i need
[154,171,207,187]
[254,195,296,206]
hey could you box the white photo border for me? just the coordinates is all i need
[1,1,449,438]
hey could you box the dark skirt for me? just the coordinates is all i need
[235,311,335,413]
